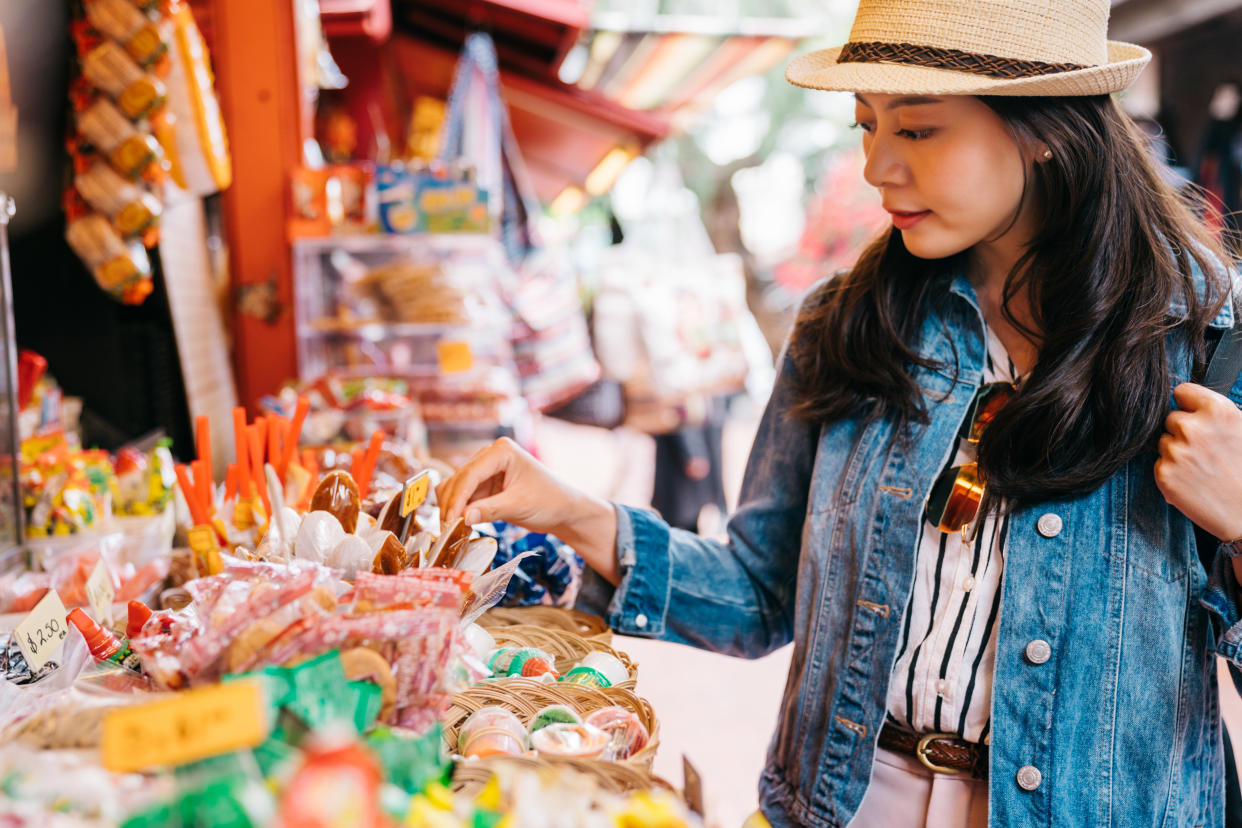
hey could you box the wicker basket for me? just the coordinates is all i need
[486,624,637,689]
[479,607,612,643]
[451,755,674,797]
[442,678,660,772]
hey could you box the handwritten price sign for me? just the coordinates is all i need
[15,589,69,671]
[102,680,268,772]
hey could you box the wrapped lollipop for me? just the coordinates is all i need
[585,706,650,760]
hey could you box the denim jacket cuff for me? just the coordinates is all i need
[572,503,671,637]
[1202,544,1242,667]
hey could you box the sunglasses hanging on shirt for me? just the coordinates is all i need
[924,381,1017,538]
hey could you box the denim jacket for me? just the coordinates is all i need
[579,271,1242,827]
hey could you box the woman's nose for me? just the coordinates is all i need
[862,133,905,190]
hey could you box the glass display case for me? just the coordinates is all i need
[292,233,527,464]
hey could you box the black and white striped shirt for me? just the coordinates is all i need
[885,325,1019,744]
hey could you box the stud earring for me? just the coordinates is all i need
[1042,149,1053,159]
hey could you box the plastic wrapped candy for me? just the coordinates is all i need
[488,647,558,680]
[559,651,628,689]
[484,521,583,608]
[528,704,580,733]
[529,722,610,759]
[459,707,527,759]
[585,706,650,761]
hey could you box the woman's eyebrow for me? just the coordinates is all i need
[854,93,944,110]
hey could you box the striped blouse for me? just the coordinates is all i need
[885,324,1020,744]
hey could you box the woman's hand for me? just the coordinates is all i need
[435,438,621,584]
[1156,383,1242,542]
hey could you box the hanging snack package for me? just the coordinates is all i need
[65,214,153,304]
[80,41,167,121]
[76,98,164,180]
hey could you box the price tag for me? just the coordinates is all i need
[14,589,69,671]
[400,470,431,517]
[85,559,115,627]
[436,341,473,374]
[101,680,268,773]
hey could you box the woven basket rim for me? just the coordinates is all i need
[450,754,675,797]
[479,606,611,640]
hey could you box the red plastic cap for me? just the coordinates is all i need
[126,601,153,639]
[67,608,121,660]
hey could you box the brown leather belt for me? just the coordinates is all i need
[877,722,989,779]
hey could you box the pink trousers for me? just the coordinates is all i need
[847,746,989,827]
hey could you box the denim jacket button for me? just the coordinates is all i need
[1024,639,1052,665]
[1016,765,1043,791]
[634,613,649,629]
[1036,513,1063,538]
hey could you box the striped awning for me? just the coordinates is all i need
[570,15,805,121]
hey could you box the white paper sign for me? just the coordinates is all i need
[15,589,69,671]
[86,559,115,627]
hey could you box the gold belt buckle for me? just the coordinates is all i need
[915,732,965,775]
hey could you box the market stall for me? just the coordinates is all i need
[0,0,811,822]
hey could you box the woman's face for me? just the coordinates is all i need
[853,93,1040,261]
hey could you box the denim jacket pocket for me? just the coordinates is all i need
[1112,460,1191,583]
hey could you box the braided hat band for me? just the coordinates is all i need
[837,42,1088,81]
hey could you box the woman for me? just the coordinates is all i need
[438,1,1242,825]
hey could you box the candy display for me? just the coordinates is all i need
[0,384,687,825]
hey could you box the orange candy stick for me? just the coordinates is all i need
[355,429,384,499]
[224,463,239,501]
[280,396,310,479]
[191,459,214,516]
[194,415,212,490]
[265,414,282,479]
[298,448,319,510]
[232,407,252,498]
[175,463,208,526]
[246,424,271,515]
[275,419,290,481]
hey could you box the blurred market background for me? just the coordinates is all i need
[0,0,1240,825]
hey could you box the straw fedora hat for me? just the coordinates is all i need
[787,0,1151,97]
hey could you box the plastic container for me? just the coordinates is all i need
[458,707,527,759]
[585,706,650,760]
[487,646,558,680]
[529,722,610,759]
[559,651,628,689]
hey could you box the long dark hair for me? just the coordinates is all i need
[789,94,1234,503]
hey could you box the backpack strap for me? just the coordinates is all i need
[1204,321,1242,398]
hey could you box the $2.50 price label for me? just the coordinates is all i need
[102,680,268,772]
[15,589,69,671]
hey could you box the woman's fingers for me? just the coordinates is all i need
[438,441,513,524]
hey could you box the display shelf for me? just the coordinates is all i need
[292,233,518,382]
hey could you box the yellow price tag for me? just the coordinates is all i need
[86,559,115,627]
[101,680,268,773]
[401,471,431,517]
[436,341,473,375]
[15,589,69,671]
